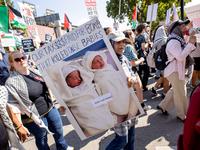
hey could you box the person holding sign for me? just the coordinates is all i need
[106,31,138,150]
[82,51,138,120]
[60,61,117,137]
[157,20,196,122]
[5,51,73,150]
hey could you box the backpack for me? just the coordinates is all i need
[153,38,182,70]
[146,47,156,68]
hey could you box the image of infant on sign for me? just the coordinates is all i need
[82,51,138,122]
[59,61,117,137]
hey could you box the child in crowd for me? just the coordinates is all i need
[60,61,117,137]
[82,51,138,121]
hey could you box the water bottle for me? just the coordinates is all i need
[157,56,162,62]
[185,27,200,36]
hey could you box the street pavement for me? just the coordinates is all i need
[22,75,192,150]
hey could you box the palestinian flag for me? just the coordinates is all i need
[8,5,27,29]
[132,5,137,28]
[0,6,9,33]
[64,14,72,31]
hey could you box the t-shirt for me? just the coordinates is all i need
[21,71,53,120]
[124,44,139,71]
[134,34,146,51]
[124,44,138,61]
[0,117,9,148]
[0,53,10,85]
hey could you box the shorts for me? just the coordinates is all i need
[194,57,200,71]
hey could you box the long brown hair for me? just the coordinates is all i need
[8,51,21,72]
[123,30,138,56]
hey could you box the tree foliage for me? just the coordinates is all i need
[0,0,14,7]
[106,0,191,30]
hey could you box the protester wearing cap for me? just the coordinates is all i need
[106,31,138,150]
[157,20,196,122]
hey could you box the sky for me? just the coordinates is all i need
[12,0,200,31]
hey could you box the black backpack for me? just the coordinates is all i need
[154,38,182,70]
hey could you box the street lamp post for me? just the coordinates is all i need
[181,0,184,20]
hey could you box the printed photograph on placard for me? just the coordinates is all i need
[31,18,143,140]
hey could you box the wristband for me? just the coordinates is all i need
[15,124,22,130]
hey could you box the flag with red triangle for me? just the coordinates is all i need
[132,5,137,28]
[64,14,70,31]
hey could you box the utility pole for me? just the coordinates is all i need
[181,0,184,20]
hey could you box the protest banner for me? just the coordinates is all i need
[146,3,158,22]
[45,33,52,44]
[17,2,40,44]
[84,0,98,20]
[146,3,158,50]
[30,18,143,140]
[185,4,200,42]
[1,33,16,47]
[22,37,35,52]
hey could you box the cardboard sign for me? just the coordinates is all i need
[30,18,143,140]
[45,33,52,44]
[113,22,119,29]
[165,8,171,25]
[22,38,35,52]
[146,3,158,22]
[18,2,40,42]
[85,0,98,20]
[1,33,16,47]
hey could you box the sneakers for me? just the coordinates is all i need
[151,87,157,95]
[66,146,74,150]
[143,104,151,111]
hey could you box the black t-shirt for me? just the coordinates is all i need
[0,117,9,148]
[134,34,146,51]
[21,71,53,119]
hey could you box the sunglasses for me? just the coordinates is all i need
[14,56,27,62]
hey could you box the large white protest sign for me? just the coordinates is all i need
[185,4,200,42]
[30,18,143,140]
[18,2,40,42]
[146,3,158,22]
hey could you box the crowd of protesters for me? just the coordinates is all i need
[0,17,200,150]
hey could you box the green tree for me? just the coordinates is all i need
[106,0,191,30]
[0,0,14,7]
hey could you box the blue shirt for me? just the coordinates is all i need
[124,44,139,70]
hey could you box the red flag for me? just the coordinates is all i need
[64,14,69,31]
[132,5,137,28]
[9,8,15,23]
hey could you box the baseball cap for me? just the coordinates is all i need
[169,19,190,33]
[107,31,128,42]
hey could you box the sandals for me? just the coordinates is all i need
[157,105,169,115]
[177,116,185,123]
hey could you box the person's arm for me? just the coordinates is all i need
[129,57,144,66]
[6,105,30,142]
[167,38,196,62]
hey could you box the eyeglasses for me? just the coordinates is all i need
[14,56,27,62]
